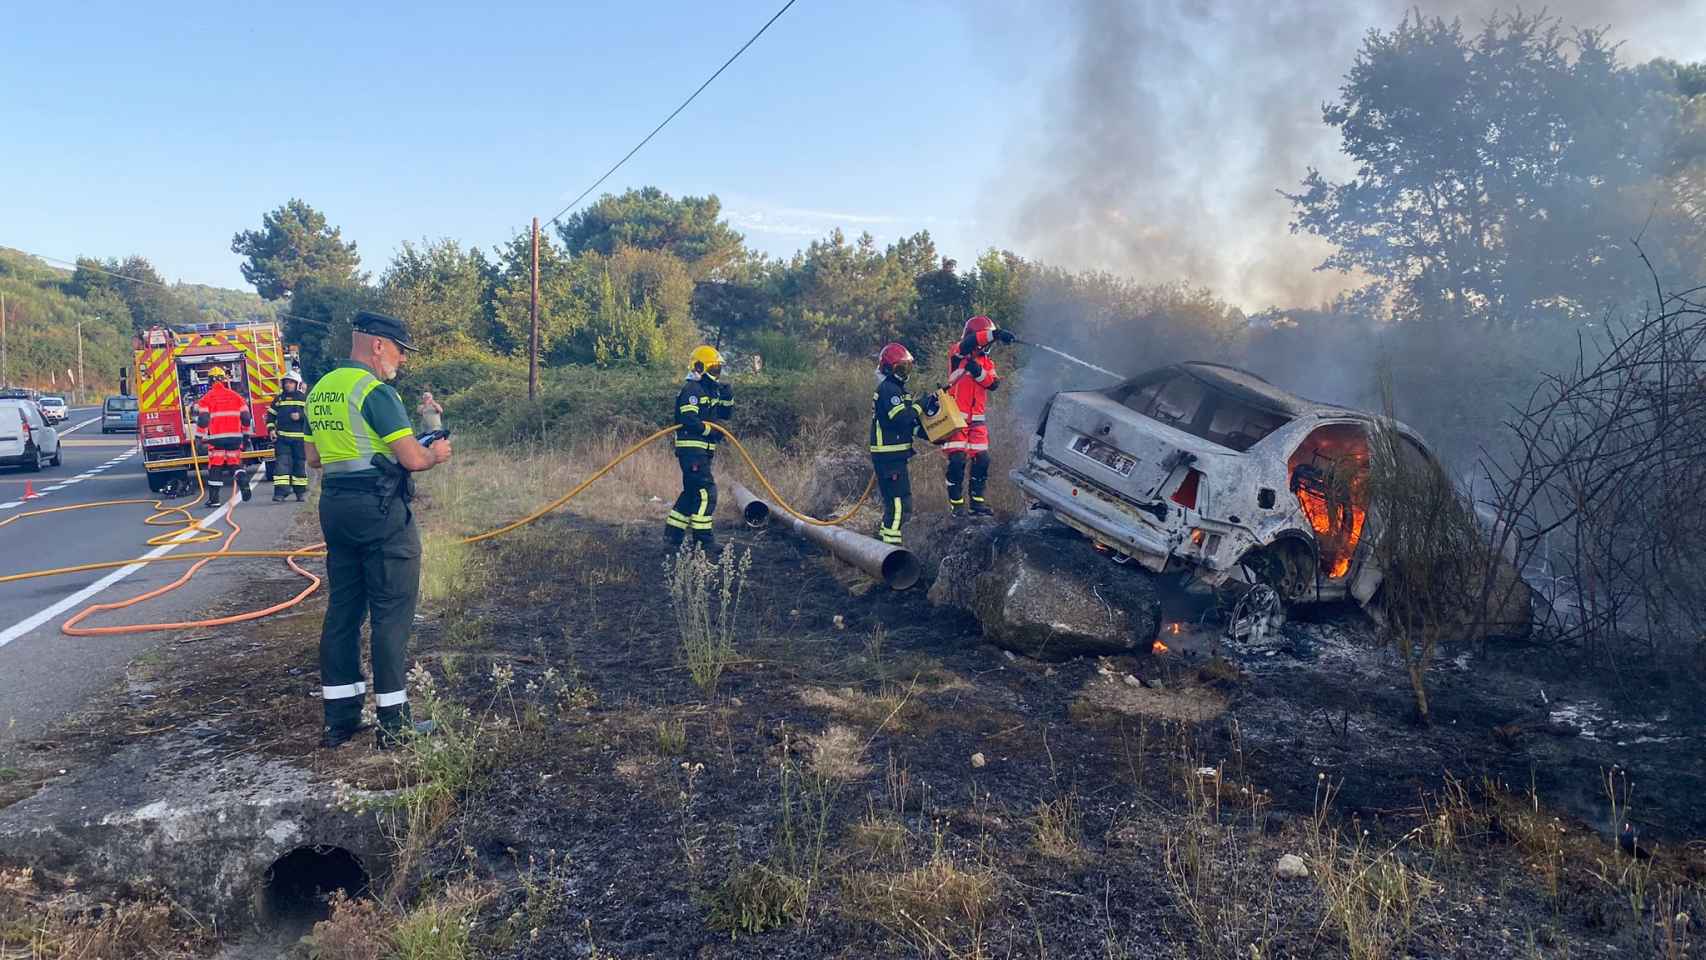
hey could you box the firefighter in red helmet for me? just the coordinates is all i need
[869,343,929,548]
[944,316,1014,516]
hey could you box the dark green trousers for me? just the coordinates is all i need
[317,486,422,733]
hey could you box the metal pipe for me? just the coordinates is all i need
[729,480,771,527]
[729,481,919,590]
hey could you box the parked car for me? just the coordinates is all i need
[101,395,139,433]
[1011,362,1452,611]
[38,395,68,423]
[0,398,62,471]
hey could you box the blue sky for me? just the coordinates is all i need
[3,1,1701,310]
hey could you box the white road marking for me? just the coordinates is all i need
[58,415,101,437]
[0,502,18,509]
[0,502,234,648]
[41,486,65,492]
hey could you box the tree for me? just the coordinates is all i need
[67,255,195,331]
[490,230,595,363]
[905,250,974,359]
[381,239,493,356]
[772,229,919,348]
[286,278,381,377]
[1286,11,1692,330]
[231,199,364,300]
[557,187,745,277]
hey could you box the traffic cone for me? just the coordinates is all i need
[22,481,37,499]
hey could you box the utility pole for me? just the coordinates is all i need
[0,291,7,388]
[76,319,85,405]
[529,217,540,402]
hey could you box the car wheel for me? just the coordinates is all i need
[50,447,62,467]
[24,447,41,472]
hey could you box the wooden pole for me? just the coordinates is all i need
[529,217,540,402]
[1,291,7,388]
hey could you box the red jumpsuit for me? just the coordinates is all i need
[943,349,997,513]
[194,381,251,505]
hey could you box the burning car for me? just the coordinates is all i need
[1011,362,1440,610]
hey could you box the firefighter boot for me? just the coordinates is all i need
[969,500,994,517]
[205,479,222,509]
[295,488,307,503]
[236,468,253,502]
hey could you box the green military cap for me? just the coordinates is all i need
[352,310,417,352]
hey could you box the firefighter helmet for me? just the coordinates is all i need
[689,345,725,377]
[878,343,915,382]
[208,366,228,381]
[963,315,997,350]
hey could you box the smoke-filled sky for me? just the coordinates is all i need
[981,0,1706,311]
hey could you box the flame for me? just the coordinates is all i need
[1152,639,1170,655]
[1168,622,1182,635]
[1296,488,1366,580]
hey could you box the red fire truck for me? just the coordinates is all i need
[132,321,292,494]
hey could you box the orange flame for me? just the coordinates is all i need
[1296,488,1366,579]
[1152,639,1170,655]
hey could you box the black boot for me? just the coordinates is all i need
[294,489,307,502]
[951,502,967,517]
[237,469,252,502]
[272,486,289,502]
[970,502,994,517]
[319,722,372,749]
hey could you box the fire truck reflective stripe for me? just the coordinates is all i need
[321,682,367,699]
[374,690,408,707]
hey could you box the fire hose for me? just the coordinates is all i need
[0,423,878,634]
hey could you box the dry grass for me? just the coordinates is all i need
[797,684,921,732]
[807,724,872,781]
[1031,793,1085,862]
[0,867,209,960]
[840,834,1000,957]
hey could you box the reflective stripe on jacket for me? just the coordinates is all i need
[870,374,926,461]
[674,375,731,454]
[267,389,308,439]
[195,383,250,440]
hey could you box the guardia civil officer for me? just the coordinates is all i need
[306,311,453,749]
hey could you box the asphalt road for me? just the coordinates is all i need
[0,408,311,740]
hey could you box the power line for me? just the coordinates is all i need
[543,0,800,230]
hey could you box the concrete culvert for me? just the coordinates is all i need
[261,845,370,924]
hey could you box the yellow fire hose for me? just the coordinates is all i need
[0,424,876,634]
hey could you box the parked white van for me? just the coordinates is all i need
[0,399,61,471]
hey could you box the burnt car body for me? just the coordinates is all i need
[1011,362,1442,609]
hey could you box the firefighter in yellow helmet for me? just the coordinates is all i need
[665,345,732,550]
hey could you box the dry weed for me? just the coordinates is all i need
[807,724,872,781]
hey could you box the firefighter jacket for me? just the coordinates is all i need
[266,387,308,439]
[946,348,999,426]
[674,374,732,456]
[869,374,928,466]
[194,382,252,441]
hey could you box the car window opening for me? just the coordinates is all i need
[1117,373,1292,453]
[1287,423,1370,579]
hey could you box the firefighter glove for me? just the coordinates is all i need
[964,358,984,380]
[994,328,1016,344]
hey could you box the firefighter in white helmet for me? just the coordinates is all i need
[266,368,310,501]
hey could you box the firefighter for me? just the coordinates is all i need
[267,368,310,502]
[305,311,452,749]
[943,315,1015,516]
[666,345,733,550]
[870,343,929,547]
[193,366,252,509]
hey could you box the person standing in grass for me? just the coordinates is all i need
[416,390,443,433]
[869,342,930,548]
[306,311,453,750]
[665,345,733,551]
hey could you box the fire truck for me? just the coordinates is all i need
[132,321,293,494]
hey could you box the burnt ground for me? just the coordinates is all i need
[3,503,1705,959]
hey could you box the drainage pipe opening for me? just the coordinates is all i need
[261,845,370,924]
